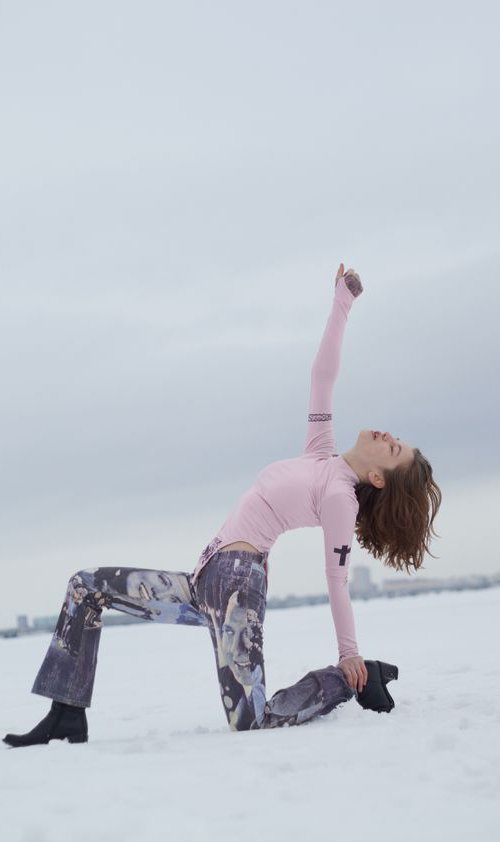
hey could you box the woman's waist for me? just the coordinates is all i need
[218,541,261,554]
[194,544,269,586]
[210,546,268,569]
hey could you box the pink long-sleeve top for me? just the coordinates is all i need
[191,275,361,662]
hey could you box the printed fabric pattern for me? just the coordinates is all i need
[31,551,354,729]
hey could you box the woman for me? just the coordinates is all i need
[3,264,442,747]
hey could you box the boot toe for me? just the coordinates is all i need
[3,733,47,748]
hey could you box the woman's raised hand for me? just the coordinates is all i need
[338,655,369,693]
[335,263,363,297]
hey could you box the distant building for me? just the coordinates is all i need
[16,615,30,633]
[350,566,379,599]
[33,616,59,632]
[381,574,491,597]
[382,578,442,597]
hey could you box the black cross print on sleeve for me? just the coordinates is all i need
[334,545,351,566]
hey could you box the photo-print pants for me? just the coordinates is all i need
[31,549,354,731]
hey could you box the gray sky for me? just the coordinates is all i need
[1,0,499,629]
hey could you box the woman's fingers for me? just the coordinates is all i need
[355,662,365,688]
[336,265,363,298]
[340,656,368,692]
[344,271,363,298]
[357,662,368,691]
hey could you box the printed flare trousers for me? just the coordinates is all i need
[31,549,354,731]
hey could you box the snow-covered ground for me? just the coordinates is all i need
[1,587,499,842]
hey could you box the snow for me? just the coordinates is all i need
[1,587,499,842]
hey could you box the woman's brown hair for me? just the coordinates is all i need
[354,449,442,574]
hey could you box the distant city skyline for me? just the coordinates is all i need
[3,564,499,639]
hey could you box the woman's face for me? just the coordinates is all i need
[357,429,414,473]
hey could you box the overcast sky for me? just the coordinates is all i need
[1,0,499,630]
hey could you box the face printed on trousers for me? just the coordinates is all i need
[125,571,184,603]
[221,590,263,687]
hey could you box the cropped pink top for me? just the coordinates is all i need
[191,275,361,662]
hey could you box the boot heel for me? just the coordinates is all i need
[67,734,88,744]
[378,661,399,683]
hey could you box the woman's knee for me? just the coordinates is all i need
[228,719,252,733]
[229,720,252,731]
[68,570,96,596]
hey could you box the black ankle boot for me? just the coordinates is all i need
[3,701,88,748]
[356,660,399,713]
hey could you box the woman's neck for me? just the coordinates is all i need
[341,448,366,483]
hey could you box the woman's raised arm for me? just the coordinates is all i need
[302,264,363,459]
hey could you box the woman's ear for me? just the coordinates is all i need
[367,470,385,489]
